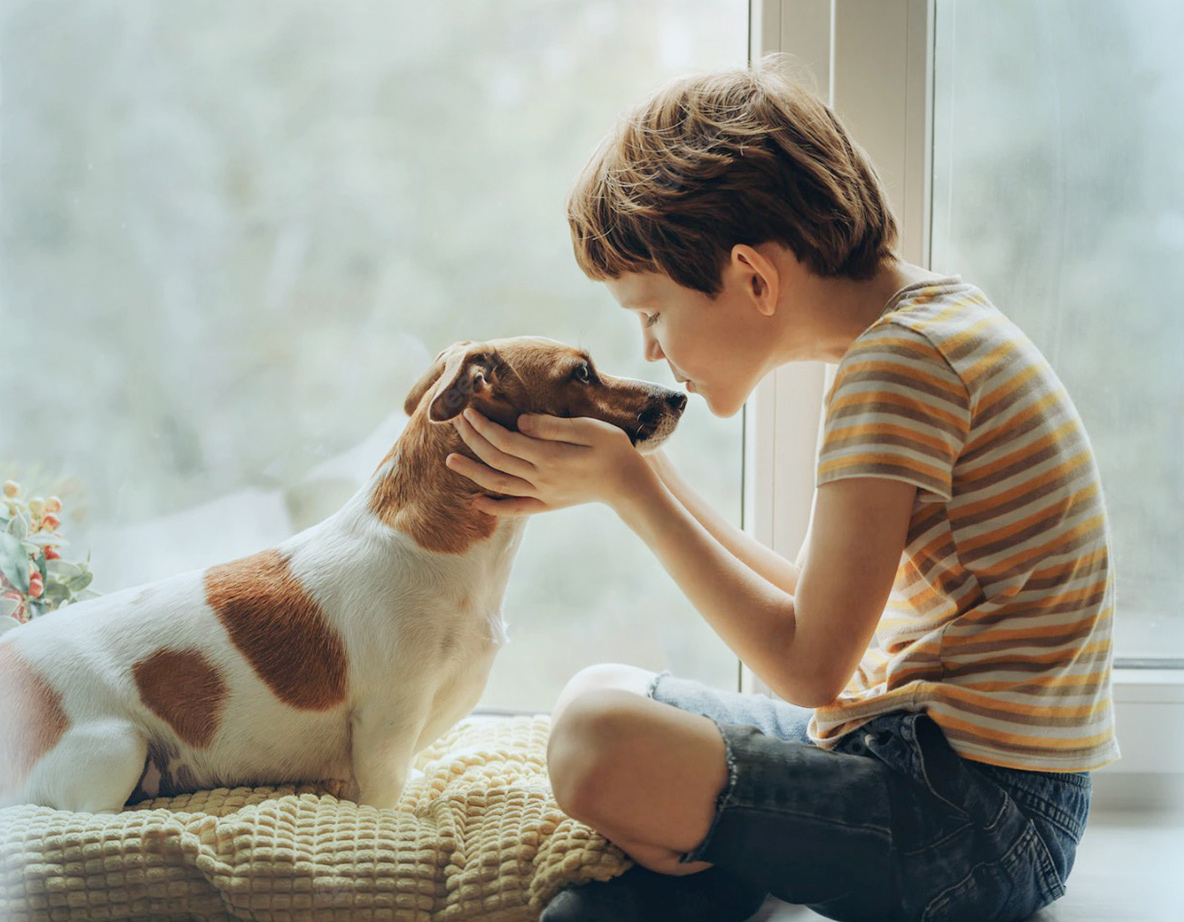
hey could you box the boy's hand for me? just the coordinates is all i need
[446,408,654,516]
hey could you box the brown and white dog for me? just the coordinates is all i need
[0,337,686,812]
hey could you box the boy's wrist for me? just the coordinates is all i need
[608,453,666,523]
[642,447,674,483]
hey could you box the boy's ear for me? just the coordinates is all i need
[732,244,780,317]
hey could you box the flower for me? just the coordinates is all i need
[0,480,97,628]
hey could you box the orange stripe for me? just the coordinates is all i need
[923,683,1109,719]
[818,454,949,486]
[827,421,954,456]
[958,672,1108,693]
[828,390,968,431]
[942,639,1112,667]
[959,418,1081,484]
[838,360,966,400]
[978,512,1107,577]
[955,452,1092,520]
[959,482,1101,554]
[965,366,1045,436]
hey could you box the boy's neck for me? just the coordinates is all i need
[779,257,945,364]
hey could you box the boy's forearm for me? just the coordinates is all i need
[614,465,821,704]
[646,451,803,596]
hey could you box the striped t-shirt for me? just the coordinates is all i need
[809,278,1119,772]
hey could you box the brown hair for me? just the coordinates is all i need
[567,57,899,295]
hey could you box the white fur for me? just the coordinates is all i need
[0,460,526,813]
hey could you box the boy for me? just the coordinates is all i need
[445,60,1117,922]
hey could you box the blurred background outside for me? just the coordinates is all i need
[2,0,1180,719]
[930,0,1184,663]
[0,0,748,711]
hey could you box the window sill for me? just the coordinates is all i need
[1097,668,1184,788]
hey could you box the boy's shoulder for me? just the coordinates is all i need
[873,276,997,343]
[854,277,1056,394]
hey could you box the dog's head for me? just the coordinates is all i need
[404,337,686,453]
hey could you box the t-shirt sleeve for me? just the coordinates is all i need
[817,322,971,502]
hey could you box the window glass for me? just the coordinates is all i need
[0,1,748,709]
[931,0,1184,662]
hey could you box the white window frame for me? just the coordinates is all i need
[743,0,1184,790]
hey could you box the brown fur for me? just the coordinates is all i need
[0,644,69,796]
[132,648,228,748]
[370,418,498,555]
[204,549,348,710]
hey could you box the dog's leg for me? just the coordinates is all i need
[349,704,423,810]
[25,719,148,812]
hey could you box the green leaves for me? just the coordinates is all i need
[0,483,98,624]
[0,531,32,593]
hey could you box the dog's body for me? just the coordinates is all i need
[1,337,685,812]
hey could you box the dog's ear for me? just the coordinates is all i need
[426,349,498,422]
[403,341,475,418]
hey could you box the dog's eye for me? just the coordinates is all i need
[573,363,592,384]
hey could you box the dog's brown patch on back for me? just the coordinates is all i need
[133,648,228,749]
[0,644,69,797]
[204,549,348,710]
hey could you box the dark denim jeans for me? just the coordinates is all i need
[650,674,1091,922]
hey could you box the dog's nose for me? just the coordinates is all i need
[667,392,688,412]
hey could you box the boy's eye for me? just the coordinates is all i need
[644,313,660,328]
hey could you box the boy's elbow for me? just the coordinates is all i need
[765,669,847,710]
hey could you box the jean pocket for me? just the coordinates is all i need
[921,823,1066,922]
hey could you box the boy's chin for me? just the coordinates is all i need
[701,387,745,419]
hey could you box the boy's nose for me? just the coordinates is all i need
[643,333,664,362]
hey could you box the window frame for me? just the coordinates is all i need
[744,0,1184,783]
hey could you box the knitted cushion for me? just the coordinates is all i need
[0,715,632,921]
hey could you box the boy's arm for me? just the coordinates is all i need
[645,449,803,597]
[445,409,911,706]
[617,464,914,707]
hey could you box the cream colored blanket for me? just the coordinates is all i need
[0,716,631,921]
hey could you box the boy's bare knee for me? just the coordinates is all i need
[551,663,657,726]
[547,688,642,824]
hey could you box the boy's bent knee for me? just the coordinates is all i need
[551,663,657,726]
[548,688,643,822]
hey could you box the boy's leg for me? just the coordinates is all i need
[546,667,900,920]
[548,686,727,876]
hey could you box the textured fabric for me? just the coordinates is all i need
[812,278,1118,773]
[652,673,1090,922]
[0,716,631,922]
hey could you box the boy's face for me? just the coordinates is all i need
[605,267,775,418]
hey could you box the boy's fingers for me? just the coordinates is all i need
[519,413,596,445]
[455,413,535,477]
[461,408,549,459]
[445,453,534,498]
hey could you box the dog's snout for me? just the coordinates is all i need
[667,392,687,413]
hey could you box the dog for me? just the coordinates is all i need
[0,337,686,812]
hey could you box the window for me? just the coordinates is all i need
[0,1,748,712]
[930,0,1184,665]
